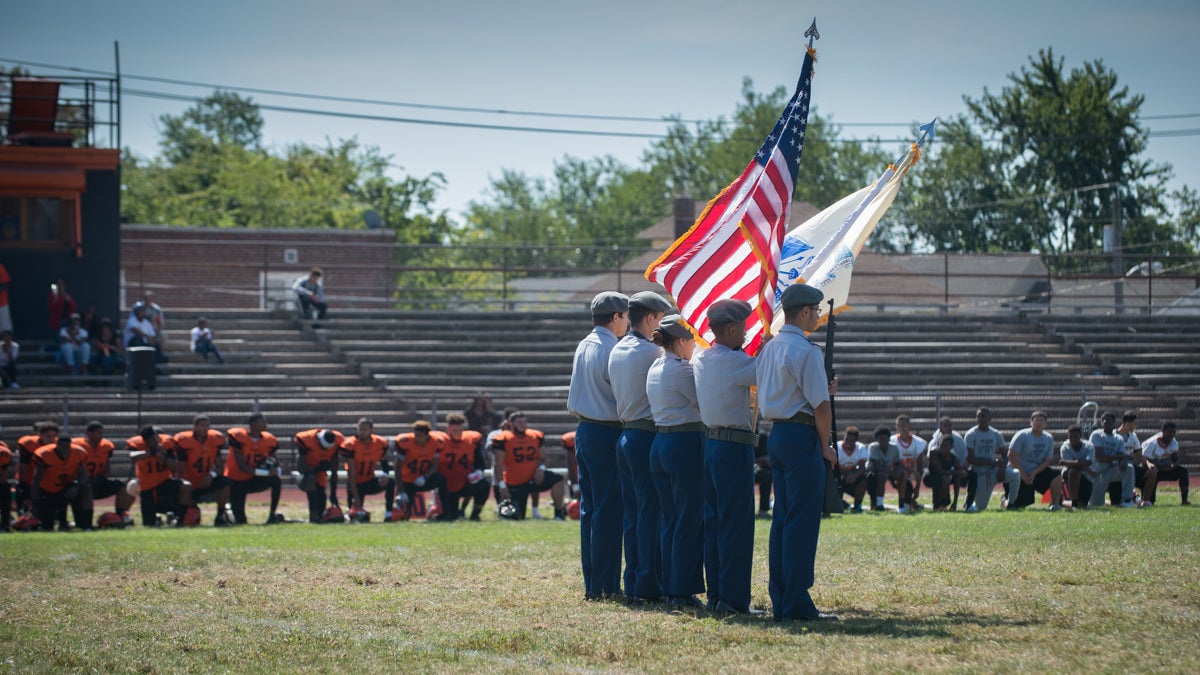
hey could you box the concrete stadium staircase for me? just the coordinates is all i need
[2,308,1196,472]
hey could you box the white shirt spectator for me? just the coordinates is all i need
[124,313,156,346]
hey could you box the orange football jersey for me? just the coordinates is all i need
[340,434,389,484]
[174,430,226,485]
[438,429,482,493]
[76,436,116,479]
[128,434,177,492]
[394,432,444,484]
[33,443,88,493]
[224,428,279,482]
[492,428,545,485]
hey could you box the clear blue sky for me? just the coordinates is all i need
[4,0,1198,222]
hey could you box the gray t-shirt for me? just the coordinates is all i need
[868,441,899,472]
[1009,428,1055,474]
[964,426,1006,467]
[1059,440,1096,471]
[1089,429,1127,469]
[929,430,968,465]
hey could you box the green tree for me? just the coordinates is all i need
[895,49,1185,256]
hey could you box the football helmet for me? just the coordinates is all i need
[181,506,202,527]
[348,507,371,523]
[12,513,39,531]
[497,499,520,520]
[567,499,581,520]
[425,502,442,521]
[322,505,345,523]
[125,478,140,498]
[96,512,128,529]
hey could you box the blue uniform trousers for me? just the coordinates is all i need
[768,421,824,620]
[650,430,706,598]
[703,438,755,611]
[576,421,624,598]
[617,428,662,599]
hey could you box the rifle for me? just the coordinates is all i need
[822,298,843,515]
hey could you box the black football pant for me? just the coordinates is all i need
[447,479,491,521]
[230,475,281,524]
[34,490,88,531]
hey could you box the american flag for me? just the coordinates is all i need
[645,46,816,355]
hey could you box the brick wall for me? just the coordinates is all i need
[121,225,395,310]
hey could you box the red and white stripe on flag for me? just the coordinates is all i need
[645,47,816,355]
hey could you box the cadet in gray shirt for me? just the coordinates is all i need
[1058,424,1097,509]
[1005,411,1063,510]
[963,406,1007,512]
[928,416,968,510]
[867,426,901,511]
[1088,411,1135,507]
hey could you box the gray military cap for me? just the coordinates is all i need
[628,291,674,313]
[707,299,753,325]
[658,314,694,340]
[779,283,824,310]
[590,291,630,315]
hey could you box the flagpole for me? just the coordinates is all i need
[822,296,842,515]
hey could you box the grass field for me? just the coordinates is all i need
[2,490,1198,674]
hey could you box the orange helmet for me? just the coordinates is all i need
[181,506,202,527]
[322,505,345,523]
[567,499,581,520]
[96,512,127,529]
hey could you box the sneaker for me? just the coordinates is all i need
[756,510,772,519]
[898,504,910,514]
[469,513,481,522]
[851,504,863,513]
[1182,500,1191,506]
[1119,500,1136,508]
[1139,501,1153,508]
[1048,504,1062,512]
[531,508,543,520]
[965,505,979,513]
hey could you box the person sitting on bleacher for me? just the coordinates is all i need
[292,267,327,322]
[124,304,167,363]
[0,329,19,388]
[58,313,90,376]
[90,319,124,375]
[190,317,225,364]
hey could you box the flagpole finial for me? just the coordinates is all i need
[805,18,820,48]
[919,117,937,144]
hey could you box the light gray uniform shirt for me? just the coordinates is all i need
[1089,429,1127,472]
[692,343,757,430]
[964,426,1006,468]
[646,354,702,427]
[567,326,621,421]
[755,325,828,421]
[1059,440,1095,469]
[868,441,900,472]
[608,332,661,423]
[1009,428,1055,475]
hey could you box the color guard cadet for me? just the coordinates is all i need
[646,314,706,609]
[609,290,673,602]
[568,291,629,601]
[692,298,763,614]
[756,283,837,621]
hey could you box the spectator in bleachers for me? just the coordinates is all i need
[0,329,19,388]
[58,313,91,375]
[835,427,869,513]
[140,291,165,333]
[293,267,327,321]
[47,277,75,340]
[439,413,490,522]
[892,415,928,513]
[225,414,283,525]
[928,416,968,510]
[867,425,900,511]
[294,427,344,523]
[80,304,100,339]
[1005,411,1063,511]
[964,407,1007,512]
[344,417,397,519]
[124,303,166,363]
[1141,421,1189,506]
[190,317,225,364]
[0,262,12,335]
[90,319,124,375]
[464,394,503,437]
[924,435,967,512]
[1060,424,1097,509]
[1089,411,1135,508]
[77,421,135,525]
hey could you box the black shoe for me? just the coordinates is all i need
[469,513,481,521]
[713,600,767,615]
[265,513,286,525]
[756,510,771,519]
[214,514,231,527]
[668,595,704,609]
